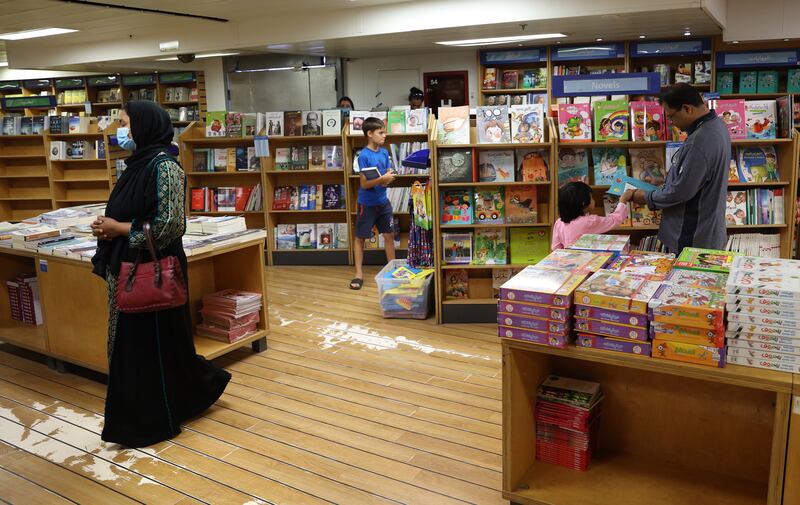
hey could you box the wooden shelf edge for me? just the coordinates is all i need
[195,329,268,360]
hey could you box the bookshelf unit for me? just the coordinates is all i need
[713,43,800,98]
[549,42,629,111]
[100,120,126,188]
[343,119,433,266]
[45,121,112,208]
[0,134,53,220]
[432,119,557,324]
[628,38,713,93]
[477,46,550,107]
[264,132,350,266]
[178,122,266,230]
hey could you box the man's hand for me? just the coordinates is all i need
[630,189,648,205]
[620,189,635,204]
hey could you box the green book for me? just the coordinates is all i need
[739,71,757,94]
[757,71,779,94]
[592,99,629,142]
[673,247,738,274]
[788,69,800,94]
[205,111,227,137]
[387,110,406,134]
[716,71,734,94]
[509,227,551,264]
[241,113,257,136]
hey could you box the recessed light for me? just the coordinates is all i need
[784,38,790,42]
[596,38,603,42]
[732,40,739,44]
[0,27,77,40]
[639,35,646,39]
[556,41,561,44]
[684,31,691,36]
[436,33,567,47]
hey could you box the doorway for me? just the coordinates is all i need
[423,70,469,116]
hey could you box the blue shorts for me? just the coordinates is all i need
[356,201,393,239]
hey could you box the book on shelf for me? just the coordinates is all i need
[225,112,242,137]
[441,189,473,224]
[284,111,302,136]
[509,228,550,264]
[745,100,777,140]
[694,61,711,84]
[557,148,589,186]
[349,111,368,135]
[727,188,785,225]
[275,147,291,170]
[308,145,325,170]
[737,146,779,182]
[591,148,626,185]
[674,62,692,83]
[592,99,629,142]
[445,269,469,299]
[406,108,428,133]
[482,68,498,90]
[510,104,545,143]
[788,69,800,94]
[709,99,746,140]
[322,109,342,136]
[436,106,470,145]
[241,113,257,136]
[437,149,474,183]
[557,103,592,142]
[297,223,316,249]
[725,233,780,258]
[291,146,309,170]
[265,111,284,136]
[715,71,734,94]
[631,201,660,226]
[302,111,322,136]
[473,187,505,224]
[477,150,514,182]
[505,185,538,224]
[776,96,792,139]
[473,228,507,265]
[476,105,510,144]
[516,149,549,182]
[502,70,519,90]
[442,232,473,264]
[387,110,406,134]
[739,71,757,94]
[603,195,631,227]
[630,148,666,186]
[630,101,665,141]
[325,145,343,170]
[205,111,226,137]
[757,70,779,93]
[316,223,335,249]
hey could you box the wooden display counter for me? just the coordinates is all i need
[0,237,268,373]
[503,338,792,505]
[784,376,800,505]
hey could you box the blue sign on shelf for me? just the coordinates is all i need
[552,72,661,97]
[551,42,625,61]
[716,49,800,68]
[631,39,710,57]
[480,47,546,65]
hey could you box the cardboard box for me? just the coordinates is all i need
[574,270,660,314]
[726,354,800,373]
[497,300,569,321]
[500,267,589,307]
[498,325,571,348]
[652,339,726,368]
[574,317,649,341]
[576,334,651,356]
[497,313,571,335]
[574,305,648,328]
[650,322,724,347]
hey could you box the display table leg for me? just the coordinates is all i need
[252,337,267,353]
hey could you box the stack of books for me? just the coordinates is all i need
[6,274,43,325]
[535,375,603,471]
[568,234,631,258]
[725,256,800,373]
[197,289,263,343]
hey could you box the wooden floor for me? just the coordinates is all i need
[0,265,505,504]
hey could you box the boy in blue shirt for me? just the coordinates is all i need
[351,117,396,290]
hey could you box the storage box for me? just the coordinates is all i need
[574,317,649,341]
[574,305,648,328]
[499,325,571,348]
[497,299,570,321]
[652,339,726,368]
[497,313,571,336]
[576,334,652,356]
[375,259,434,319]
[650,322,725,347]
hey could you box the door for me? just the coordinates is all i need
[423,71,469,116]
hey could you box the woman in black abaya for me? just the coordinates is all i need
[91,101,230,447]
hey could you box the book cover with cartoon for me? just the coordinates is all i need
[510,104,545,143]
[505,185,538,223]
[557,103,592,142]
[592,99,629,141]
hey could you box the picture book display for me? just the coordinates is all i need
[437,106,471,145]
[509,228,550,264]
[557,103,592,142]
[606,251,675,280]
[745,100,777,140]
[674,247,737,274]
[516,149,549,182]
[437,149,474,183]
[473,228,507,265]
[445,269,469,299]
[510,104,545,143]
[505,185,538,224]
[473,187,505,224]
[478,150,515,182]
[557,148,589,186]
[711,99,746,140]
[442,233,473,264]
[737,146,779,183]
[499,266,589,306]
[630,101,665,141]
[649,284,726,330]
[630,148,666,186]
[591,148,626,185]
[476,105,510,144]
[440,189,473,224]
[592,100,629,142]
[575,270,660,314]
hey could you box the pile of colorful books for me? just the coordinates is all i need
[535,375,603,471]
[197,289,263,343]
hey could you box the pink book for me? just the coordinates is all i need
[557,103,592,142]
[710,99,746,140]
[630,101,665,141]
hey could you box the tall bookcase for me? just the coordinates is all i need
[432,119,557,324]
[264,132,350,266]
[0,134,52,220]
[343,119,434,265]
[45,121,112,208]
[178,122,265,230]
[477,46,550,107]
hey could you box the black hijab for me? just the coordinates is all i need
[92,101,179,277]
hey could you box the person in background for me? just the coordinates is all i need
[338,96,355,118]
[91,100,230,447]
[551,182,633,250]
[409,87,424,110]
[628,83,730,253]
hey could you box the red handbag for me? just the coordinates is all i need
[116,221,187,313]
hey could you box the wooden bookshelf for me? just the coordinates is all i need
[628,38,713,92]
[263,130,350,266]
[178,122,265,231]
[477,46,550,107]
[343,124,433,266]
[432,120,557,324]
[502,338,791,505]
[44,121,111,209]
[0,135,53,221]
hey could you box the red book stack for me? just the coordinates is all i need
[197,289,263,343]
[535,375,603,471]
[6,274,43,325]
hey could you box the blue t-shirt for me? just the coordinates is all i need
[357,147,391,206]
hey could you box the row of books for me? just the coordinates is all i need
[275,145,343,171]
[6,274,43,326]
[274,223,349,250]
[163,87,197,103]
[725,233,781,258]
[442,227,550,266]
[438,148,550,183]
[724,188,785,226]
[126,88,156,102]
[441,186,540,225]
[57,89,88,105]
[190,184,263,213]
[95,88,121,103]
[50,140,105,160]
[1,115,50,135]
[483,93,547,107]
[271,184,345,211]
[716,69,797,94]
[191,147,261,172]
[481,67,548,90]
[348,108,429,135]
[165,106,200,123]
[648,61,711,86]
[552,65,624,76]
[206,110,344,138]
[474,104,546,144]
[387,142,429,174]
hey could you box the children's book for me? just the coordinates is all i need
[284,111,302,136]
[607,173,658,197]
[387,110,406,134]
[738,146,779,182]
[510,104,545,143]
[505,185,538,224]
[516,149,549,182]
[316,223,334,249]
[334,223,349,249]
[476,105,510,143]
[592,99,629,141]
[603,195,631,227]
[502,70,520,89]
[265,111,284,136]
[406,108,428,133]
[482,68,498,90]
[509,228,551,264]
[437,149,474,183]
[630,148,666,186]
[442,233,473,264]
[276,224,296,250]
[296,224,316,249]
[606,251,675,279]
[591,148,627,185]
[478,150,515,182]
[788,69,800,94]
[575,270,660,314]
[726,271,800,300]
[440,189,473,224]
[757,70,779,94]
[777,95,792,139]
[445,269,469,299]
[726,190,748,225]
[674,247,737,274]
[557,148,590,186]
[437,106,470,145]
[711,99,746,140]
[728,149,740,183]
[474,228,508,265]
[739,71,758,94]
[521,69,538,89]
[473,187,505,224]
[557,103,592,142]
[631,202,660,226]
[205,111,226,137]
[716,71,734,94]
[630,101,665,141]
[493,268,514,297]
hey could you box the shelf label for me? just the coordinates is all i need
[631,39,710,57]
[552,42,625,61]
[23,79,52,90]
[717,50,800,68]
[87,75,118,87]
[0,80,21,91]
[39,259,47,273]
[553,72,660,97]
[480,47,546,64]
[254,136,269,157]
[54,78,85,89]
[122,74,156,86]
[1,95,57,109]
[159,71,196,84]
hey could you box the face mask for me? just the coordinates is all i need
[116,127,137,151]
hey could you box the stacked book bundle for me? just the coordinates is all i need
[197,289,263,343]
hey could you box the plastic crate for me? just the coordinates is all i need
[375,259,434,319]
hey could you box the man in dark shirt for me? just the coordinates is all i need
[628,83,730,253]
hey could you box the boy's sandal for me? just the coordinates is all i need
[349,278,363,290]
